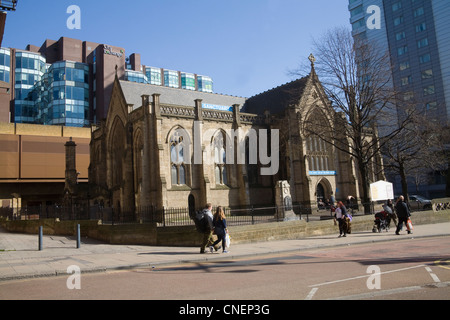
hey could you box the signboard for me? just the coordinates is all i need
[370,180,394,201]
[103,45,124,58]
[202,103,233,112]
[309,171,337,176]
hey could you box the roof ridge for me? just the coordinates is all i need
[249,74,310,99]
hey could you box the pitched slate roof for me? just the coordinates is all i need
[243,75,310,115]
[119,80,247,111]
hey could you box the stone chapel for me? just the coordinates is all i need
[88,57,384,218]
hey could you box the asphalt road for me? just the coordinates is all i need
[1,236,449,302]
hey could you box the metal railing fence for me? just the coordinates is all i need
[0,203,313,227]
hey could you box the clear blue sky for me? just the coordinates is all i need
[3,0,350,98]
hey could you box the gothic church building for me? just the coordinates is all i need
[88,57,384,216]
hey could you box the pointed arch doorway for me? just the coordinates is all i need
[316,178,332,209]
[316,183,325,203]
[188,194,196,217]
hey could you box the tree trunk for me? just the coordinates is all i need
[358,157,372,214]
[399,162,409,202]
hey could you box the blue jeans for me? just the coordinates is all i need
[213,228,226,249]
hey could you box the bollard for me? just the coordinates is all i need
[38,226,43,251]
[76,224,81,249]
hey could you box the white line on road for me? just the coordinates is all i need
[309,264,426,287]
[305,287,318,300]
[425,266,441,283]
[331,281,450,300]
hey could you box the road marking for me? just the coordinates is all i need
[435,259,450,270]
[309,264,426,287]
[305,287,318,300]
[332,285,423,300]
[332,281,450,300]
[425,266,441,283]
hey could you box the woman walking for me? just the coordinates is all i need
[334,201,347,237]
[211,206,229,253]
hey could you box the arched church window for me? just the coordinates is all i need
[170,131,186,185]
[306,135,333,173]
[214,132,228,185]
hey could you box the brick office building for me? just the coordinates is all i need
[0,36,214,127]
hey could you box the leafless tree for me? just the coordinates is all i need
[303,27,416,213]
[383,114,448,200]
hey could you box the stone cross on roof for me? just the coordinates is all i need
[308,53,316,67]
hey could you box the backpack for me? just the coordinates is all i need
[192,210,209,233]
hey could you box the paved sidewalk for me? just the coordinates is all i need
[1,222,450,281]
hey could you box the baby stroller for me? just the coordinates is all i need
[372,210,391,233]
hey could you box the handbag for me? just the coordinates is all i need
[225,233,231,248]
[406,218,414,231]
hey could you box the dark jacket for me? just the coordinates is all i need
[395,200,410,219]
[213,218,227,236]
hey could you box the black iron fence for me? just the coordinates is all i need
[0,200,434,227]
[0,203,314,227]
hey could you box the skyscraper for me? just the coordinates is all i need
[349,0,449,197]
[349,0,449,123]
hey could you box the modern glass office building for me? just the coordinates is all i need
[125,69,148,84]
[11,52,90,127]
[145,67,162,86]
[197,75,213,93]
[181,72,196,91]
[1,36,215,127]
[126,67,214,93]
[349,0,449,123]
[44,61,90,126]
[0,48,10,83]
[348,0,449,197]
[13,50,46,124]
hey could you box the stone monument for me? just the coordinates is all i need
[275,181,298,221]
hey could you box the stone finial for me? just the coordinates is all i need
[308,53,316,67]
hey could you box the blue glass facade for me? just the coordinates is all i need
[12,50,90,127]
[13,51,46,124]
[5,39,214,127]
[164,69,179,88]
[126,63,213,93]
[45,61,90,127]
[146,67,162,86]
[0,48,10,83]
[349,0,449,122]
[197,75,213,93]
[125,70,148,84]
[181,72,196,91]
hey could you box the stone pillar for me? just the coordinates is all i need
[275,180,298,221]
[152,93,165,213]
[65,138,77,195]
[152,93,161,119]
[121,122,135,215]
[141,95,151,210]
[195,99,203,121]
[194,100,207,207]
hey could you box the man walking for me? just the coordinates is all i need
[395,196,411,235]
[200,203,219,253]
